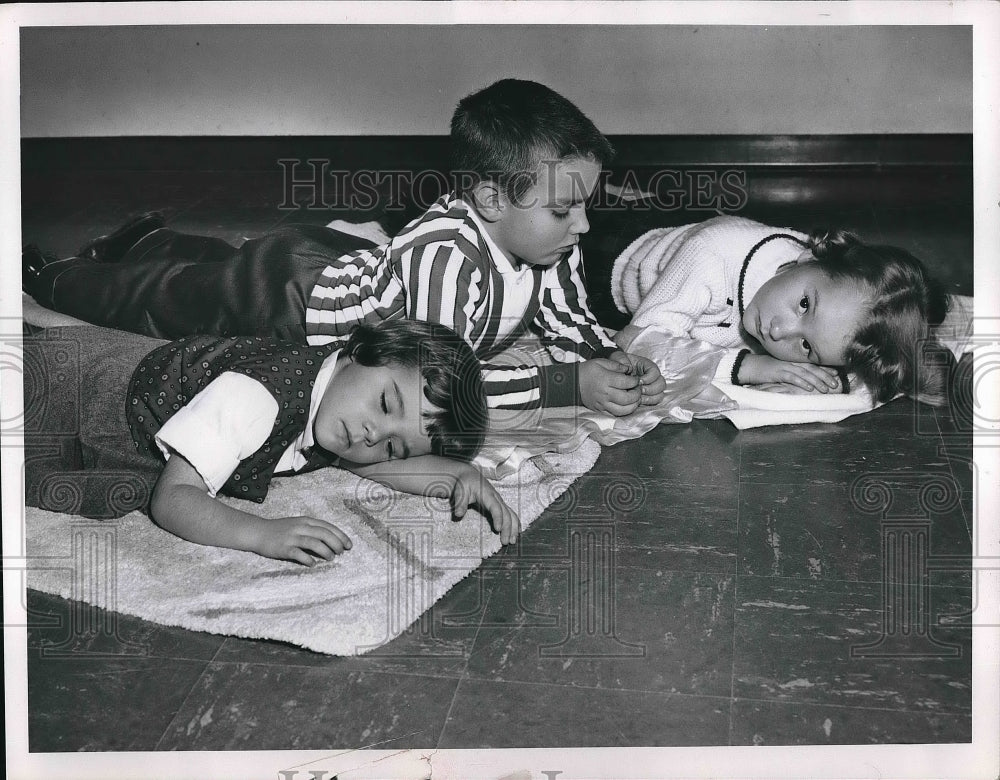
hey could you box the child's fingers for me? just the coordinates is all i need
[607,351,632,369]
[804,367,840,389]
[298,530,349,560]
[781,363,837,393]
[606,371,641,391]
[286,546,320,567]
[310,521,352,551]
[601,397,641,417]
[806,365,841,389]
[482,487,519,536]
[639,390,666,406]
[597,357,633,374]
[296,537,338,561]
[450,478,469,520]
[795,373,831,393]
[502,512,519,545]
[607,384,642,407]
[503,501,520,544]
[308,519,352,551]
[642,373,667,396]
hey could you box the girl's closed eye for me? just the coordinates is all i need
[551,208,571,220]
[380,390,389,414]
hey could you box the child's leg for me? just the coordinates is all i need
[27,225,373,341]
[23,325,167,518]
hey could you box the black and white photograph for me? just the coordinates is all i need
[2,3,998,779]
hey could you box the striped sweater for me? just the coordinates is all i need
[305,193,616,409]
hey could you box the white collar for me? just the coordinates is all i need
[284,348,341,471]
[461,197,528,276]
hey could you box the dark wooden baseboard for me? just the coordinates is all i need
[21,134,972,212]
[21,133,970,169]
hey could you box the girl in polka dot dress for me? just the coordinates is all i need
[23,319,519,565]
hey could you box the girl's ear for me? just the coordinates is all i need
[469,180,505,223]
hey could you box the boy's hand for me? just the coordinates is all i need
[447,463,520,545]
[251,516,353,566]
[609,350,667,406]
[579,358,643,416]
[738,353,842,393]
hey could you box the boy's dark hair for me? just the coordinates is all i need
[342,319,488,461]
[807,229,951,407]
[450,78,615,203]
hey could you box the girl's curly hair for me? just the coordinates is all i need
[806,229,951,406]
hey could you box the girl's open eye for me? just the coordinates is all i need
[386,439,395,458]
[798,295,810,312]
[801,338,812,354]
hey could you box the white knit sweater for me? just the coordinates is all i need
[610,215,811,382]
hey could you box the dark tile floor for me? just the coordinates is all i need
[20,161,974,751]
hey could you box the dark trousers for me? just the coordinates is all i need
[22,324,168,518]
[35,225,374,341]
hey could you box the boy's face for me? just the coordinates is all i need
[313,359,436,464]
[491,156,601,267]
[742,261,869,366]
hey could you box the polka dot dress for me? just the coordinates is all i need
[127,335,337,502]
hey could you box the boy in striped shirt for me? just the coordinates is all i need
[25,79,665,417]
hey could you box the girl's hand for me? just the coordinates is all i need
[738,353,843,393]
[346,456,520,545]
[447,464,520,545]
[251,516,353,566]
[609,351,667,406]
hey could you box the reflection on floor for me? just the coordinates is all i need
[21,163,973,750]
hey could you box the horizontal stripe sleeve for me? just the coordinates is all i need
[480,362,542,410]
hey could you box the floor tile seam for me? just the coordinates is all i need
[452,672,737,703]
[28,646,230,665]
[436,675,468,749]
[193,657,471,682]
[580,561,736,576]
[730,446,746,747]
[735,477,894,488]
[509,548,738,564]
[728,575,740,746]
[604,479,741,491]
[150,653,220,751]
[437,570,504,748]
[934,433,975,544]
[728,692,973,717]
[733,477,968,490]
[733,573,974,589]
[144,637,232,750]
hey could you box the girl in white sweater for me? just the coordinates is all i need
[610,215,949,405]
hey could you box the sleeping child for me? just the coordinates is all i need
[609,214,951,405]
[22,318,520,565]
